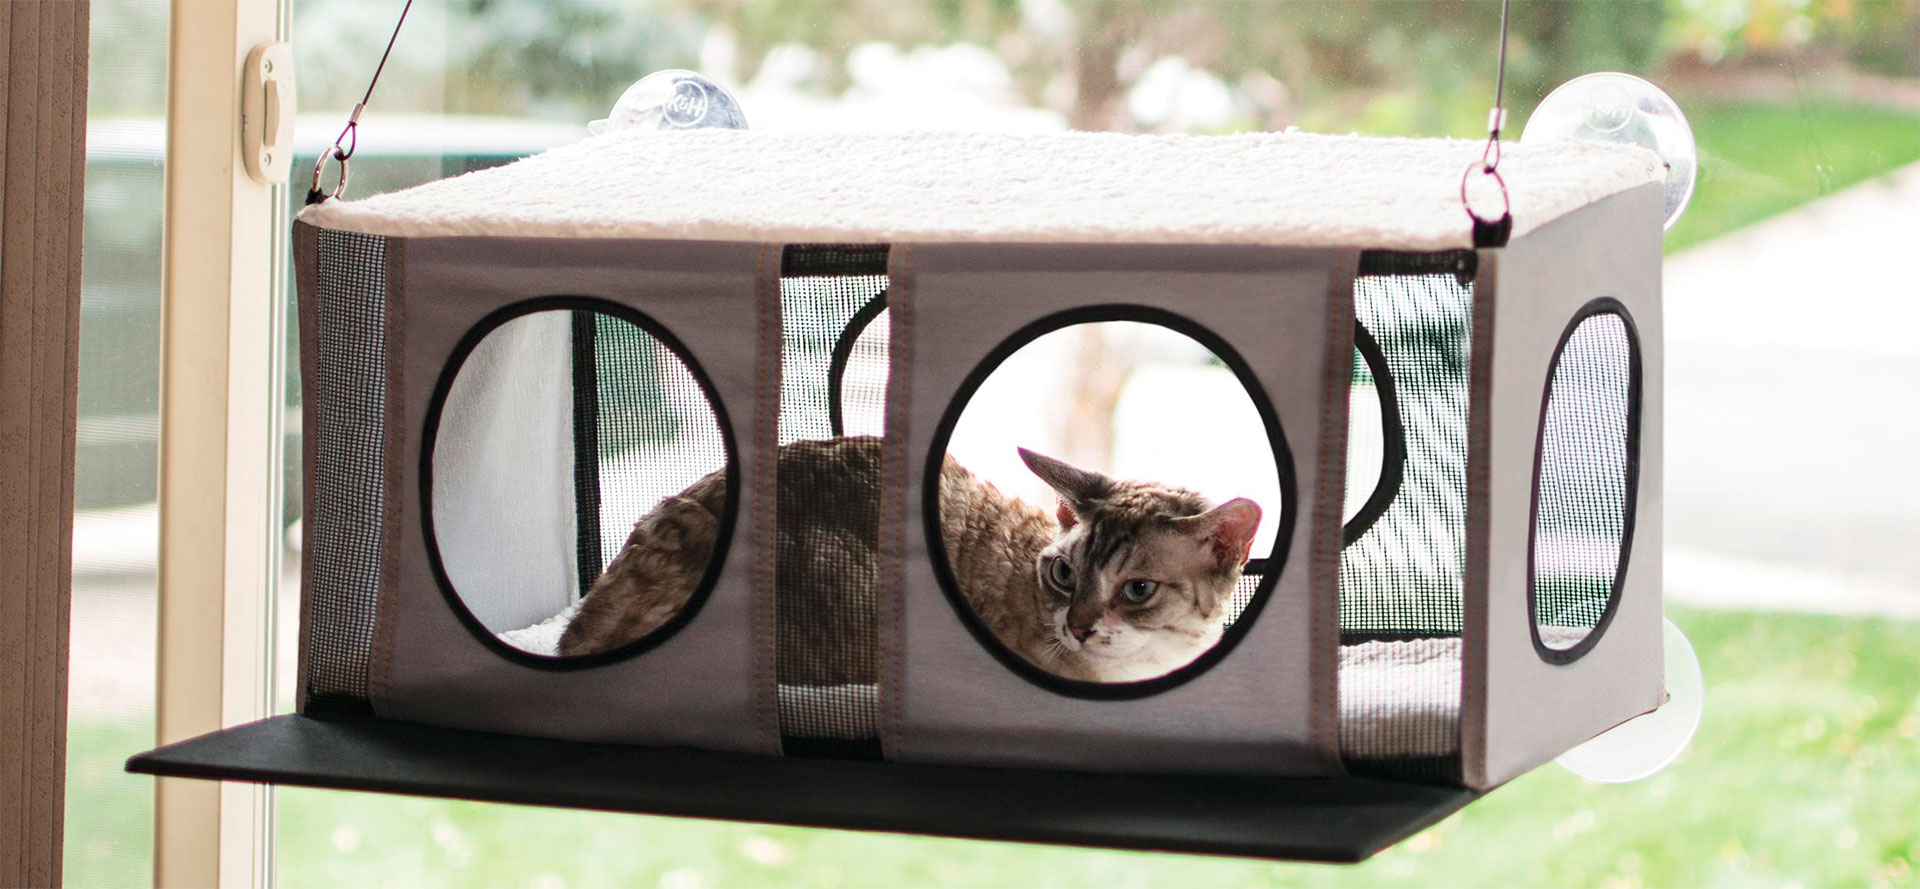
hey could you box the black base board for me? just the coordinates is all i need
[127,712,1477,863]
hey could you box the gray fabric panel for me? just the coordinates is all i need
[374,235,778,755]
[890,243,1349,776]
[1465,183,1666,790]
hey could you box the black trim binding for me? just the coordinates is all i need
[1357,249,1477,287]
[826,291,889,438]
[420,297,740,670]
[781,244,890,278]
[1526,297,1642,666]
[1339,629,1457,645]
[923,306,1297,701]
[1342,320,1406,546]
[569,311,604,595]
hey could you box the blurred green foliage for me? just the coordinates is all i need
[1668,0,1920,77]
[223,0,1914,136]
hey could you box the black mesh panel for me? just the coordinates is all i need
[1531,310,1635,651]
[1346,347,1384,521]
[586,311,728,580]
[302,230,389,710]
[1339,259,1472,635]
[1224,570,1263,625]
[1337,251,1475,783]
[777,245,890,758]
[830,303,889,439]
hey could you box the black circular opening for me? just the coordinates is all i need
[1343,320,1406,546]
[923,306,1296,700]
[1527,298,1642,665]
[828,290,889,438]
[420,296,739,670]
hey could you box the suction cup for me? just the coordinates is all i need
[1557,617,1703,782]
[1520,72,1696,231]
[590,70,748,135]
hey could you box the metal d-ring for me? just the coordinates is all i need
[1459,0,1514,248]
[305,144,351,206]
[1460,158,1512,248]
[305,0,410,205]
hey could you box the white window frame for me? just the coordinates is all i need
[154,0,291,885]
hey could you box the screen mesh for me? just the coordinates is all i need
[1346,347,1385,523]
[582,311,730,584]
[1339,257,1473,636]
[1337,252,1475,781]
[831,303,889,439]
[302,230,390,710]
[1532,310,1636,651]
[1225,570,1263,624]
[776,245,891,757]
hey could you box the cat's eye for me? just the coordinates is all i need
[1046,558,1075,590]
[1120,579,1158,604]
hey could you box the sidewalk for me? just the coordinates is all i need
[1662,160,1920,618]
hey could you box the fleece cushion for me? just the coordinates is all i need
[300,129,1663,250]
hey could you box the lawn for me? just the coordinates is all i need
[64,719,153,889]
[1663,99,1920,253]
[1313,92,1920,256]
[66,607,1919,888]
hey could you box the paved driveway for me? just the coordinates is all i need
[1663,161,1920,617]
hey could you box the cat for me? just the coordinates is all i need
[557,435,1261,684]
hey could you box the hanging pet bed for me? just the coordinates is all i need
[128,118,1680,860]
[131,1,1703,854]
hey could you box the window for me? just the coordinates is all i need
[62,1,1920,885]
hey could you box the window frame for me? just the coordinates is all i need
[154,0,291,886]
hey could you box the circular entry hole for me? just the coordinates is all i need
[425,302,735,663]
[927,314,1293,693]
[1530,302,1640,662]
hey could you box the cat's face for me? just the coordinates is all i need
[1020,448,1262,683]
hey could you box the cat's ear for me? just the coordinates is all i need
[1174,498,1262,566]
[1018,448,1115,509]
[1054,499,1078,531]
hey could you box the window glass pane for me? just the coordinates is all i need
[66,0,169,886]
[277,2,1920,886]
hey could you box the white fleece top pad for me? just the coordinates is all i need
[301,129,1663,250]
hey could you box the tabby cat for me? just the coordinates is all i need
[557,436,1261,683]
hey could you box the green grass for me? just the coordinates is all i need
[1308,89,1920,254]
[1664,100,1920,253]
[64,718,153,889]
[64,607,1914,889]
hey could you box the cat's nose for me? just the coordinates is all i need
[1067,625,1094,643]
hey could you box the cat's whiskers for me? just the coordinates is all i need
[1036,622,1069,663]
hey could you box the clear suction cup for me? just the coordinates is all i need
[1557,618,1703,783]
[589,69,748,135]
[1520,72,1696,231]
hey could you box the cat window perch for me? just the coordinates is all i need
[131,128,1676,862]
